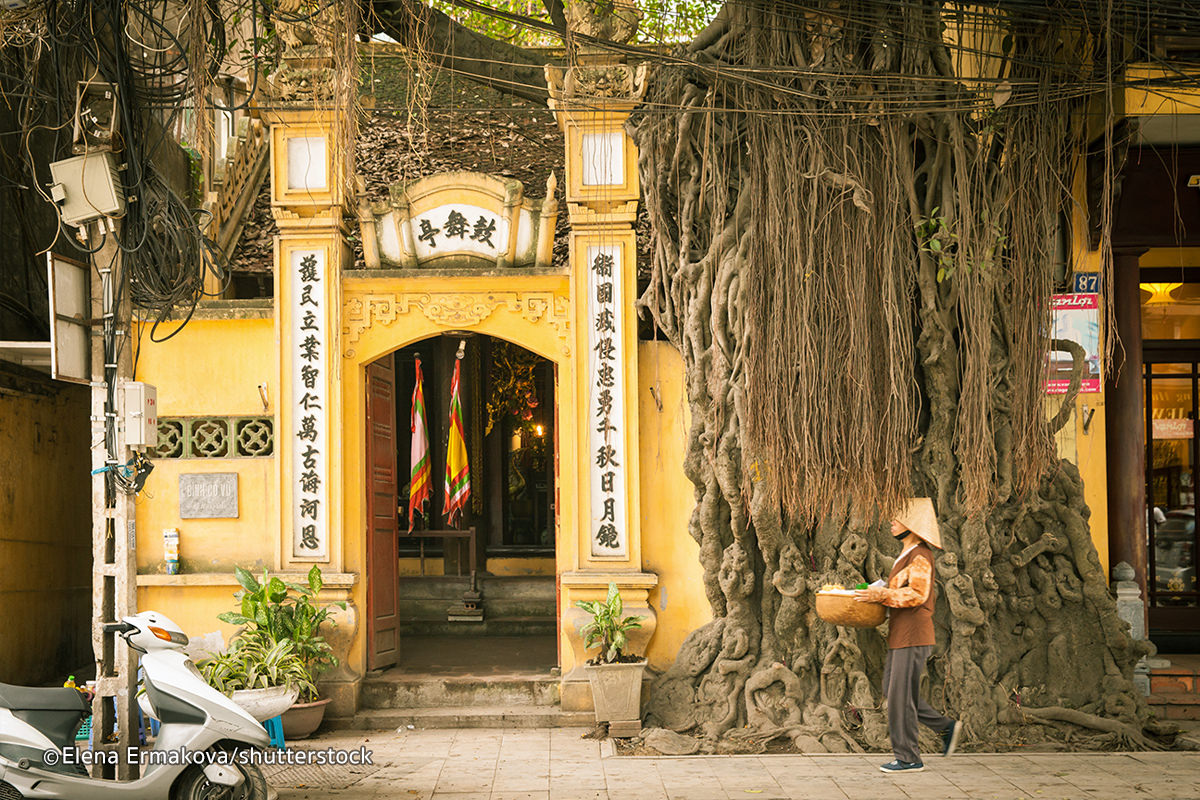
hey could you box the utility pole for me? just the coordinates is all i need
[89,222,138,779]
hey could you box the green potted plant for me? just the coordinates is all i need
[576,583,646,734]
[215,564,345,738]
[198,637,309,722]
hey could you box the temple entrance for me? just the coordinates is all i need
[392,335,556,559]
[364,333,559,676]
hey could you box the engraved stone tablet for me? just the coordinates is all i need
[179,473,239,519]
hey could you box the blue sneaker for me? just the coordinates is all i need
[880,760,925,773]
[941,720,962,756]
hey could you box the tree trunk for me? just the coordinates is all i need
[631,1,1155,751]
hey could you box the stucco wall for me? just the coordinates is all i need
[133,312,279,644]
[638,341,711,670]
[0,363,91,685]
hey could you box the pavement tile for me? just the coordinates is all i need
[547,787,609,800]
[605,790,667,800]
[763,778,850,800]
[276,729,1200,799]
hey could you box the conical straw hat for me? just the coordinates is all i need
[894,498,942,549]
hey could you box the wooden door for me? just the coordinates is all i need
[366,356,399,670]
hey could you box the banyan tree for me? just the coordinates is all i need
[632,1,1166,750]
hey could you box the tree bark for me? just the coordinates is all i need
[632,0,1155,752]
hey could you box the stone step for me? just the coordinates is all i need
[361,673,560,709]
[1150,673,1200,696]
[1147,693,1200,720]
[397,576,555,620]
[332,706,594,730]
[1149,656,1200,697]
[398,616,557,637]
[397,575,554,599]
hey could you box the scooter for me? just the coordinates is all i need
[0,611,273,799]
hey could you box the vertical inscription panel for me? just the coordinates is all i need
[587,244,628,559]
[290,248,329,560]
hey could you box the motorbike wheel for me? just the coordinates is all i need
[170,761,268,800]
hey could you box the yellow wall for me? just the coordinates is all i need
[138,582,245,648]
[638,342,710,670]
[0,366,92,684]
[135,316,277,416]
[132,313,281,636]
[1064,163,1112,576]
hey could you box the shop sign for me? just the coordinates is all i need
[1153,418,1195,440]
[290,249,328,560]
[1046,293,1101,395]
[587,244,628,558]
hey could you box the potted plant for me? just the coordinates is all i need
[576,583,646,735]
[215,564,345,738]
[198,637,308,722]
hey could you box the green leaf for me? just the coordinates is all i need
[267,577,288,604]
[929,238,942,252]
[937,268,946,283]
[234,565,260,594]
[308,564,323,594]
[218,612,250,625]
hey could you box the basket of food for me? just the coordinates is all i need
[815,584,886,629]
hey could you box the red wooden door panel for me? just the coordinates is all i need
[366,357,399,670]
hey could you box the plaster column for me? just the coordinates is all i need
[547,24,657,712]
[1105,251,1148,610]
[264,20,360,714]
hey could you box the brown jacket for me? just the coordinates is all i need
[865,543,936,649]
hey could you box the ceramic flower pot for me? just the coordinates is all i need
[231,685,299,722]
[281,696,331,739]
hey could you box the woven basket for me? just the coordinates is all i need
[815,590,886,628]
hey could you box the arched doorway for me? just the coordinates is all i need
[364,333,559,674]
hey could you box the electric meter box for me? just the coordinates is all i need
[48,152,125,227]
[120,381,158,448]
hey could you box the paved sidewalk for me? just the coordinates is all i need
[273,728,1200,800]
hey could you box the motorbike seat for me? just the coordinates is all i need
[0,682,88,712]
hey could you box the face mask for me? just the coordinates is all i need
[894,531,909,542]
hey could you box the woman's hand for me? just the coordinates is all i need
[855,587,884,603]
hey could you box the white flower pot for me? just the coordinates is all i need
[231,685,299,722]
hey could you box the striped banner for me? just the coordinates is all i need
[444,356,471,526]
[408,356,431,531]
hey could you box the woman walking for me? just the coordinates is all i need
[856,498,962,773]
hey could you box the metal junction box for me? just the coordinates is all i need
[48,152,125,227]
[120,381,158,449]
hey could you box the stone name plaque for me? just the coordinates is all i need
[179,473,239,519]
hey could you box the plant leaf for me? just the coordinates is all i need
[234,565,260,594]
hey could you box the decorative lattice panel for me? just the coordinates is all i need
[155,420,186,458]
[236,418,274,457]
[154,417,274,458]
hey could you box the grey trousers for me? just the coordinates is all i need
[883,645,954,763]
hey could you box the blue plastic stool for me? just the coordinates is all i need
[263,716,285,749]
